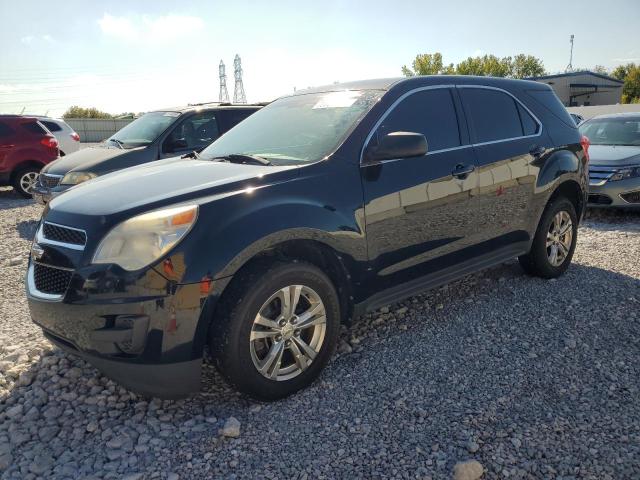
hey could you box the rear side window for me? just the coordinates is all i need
[525,89,576,128]
[41,121,62,132]
[516,103,539,136]
[374,88,461,152]
[460,88,523,143]
[22,121,47,135]
[0,122,13,138]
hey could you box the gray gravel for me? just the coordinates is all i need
[1,186,639,479]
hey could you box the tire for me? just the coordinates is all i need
[519,197,578,278]
[210,260,341,400]
[12,166,40,198]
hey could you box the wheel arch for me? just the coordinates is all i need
[547,179,585,219]
[10,160,46,182]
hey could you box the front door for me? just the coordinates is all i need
[360,86,479,294]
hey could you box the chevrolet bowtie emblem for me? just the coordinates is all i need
[31,243,45,261]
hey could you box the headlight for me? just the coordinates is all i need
[92,205,198,271]
[61,171,97,185]
[609,166,640,182]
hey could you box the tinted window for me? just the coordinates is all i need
[374,88,460,152]
[164,112,219,152]
[517,103,538,135]
[110,111,178,147]
[460,88,523,143]
[41,120,62,132]
[0,122,13,138]
[22,121,47,135]
[525,89,576,128]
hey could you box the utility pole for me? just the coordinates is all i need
[219,60,229,103]
[233,54,246,104]
[565,34,574,72]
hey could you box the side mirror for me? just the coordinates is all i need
[169,139,188,152]
[363,132,428,163]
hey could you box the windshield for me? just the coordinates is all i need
[201,90,383,164]
[579,117,640,146]
[108,111,180,148]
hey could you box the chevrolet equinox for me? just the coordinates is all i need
[27,76,589,400]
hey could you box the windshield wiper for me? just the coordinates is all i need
[109,138,125,149]
[213,154,272,166]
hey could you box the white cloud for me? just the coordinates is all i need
[98,13,204,43]
[612,57,639,63]
[20,36,34,45]
[20,34,54,45]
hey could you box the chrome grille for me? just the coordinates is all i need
[39,174,62,189]
[43,222,86,246]
[588,166,617,186]
[33,263,72,295]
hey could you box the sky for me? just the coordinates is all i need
[1,0,639,117]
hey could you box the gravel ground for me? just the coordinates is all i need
[1,187,639,480]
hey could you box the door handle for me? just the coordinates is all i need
[451,164,475,179]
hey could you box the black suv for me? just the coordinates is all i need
[27,76,588,400]
[32,103,262,204]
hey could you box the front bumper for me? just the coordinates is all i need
[26,258,227,398]
[588,177,640,208]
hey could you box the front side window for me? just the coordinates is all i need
[460,88,525,143]
[108,111,179,148]
[372,88,461,152]
[579,117,640,146]
[163,112,219,153]
[201,90,383,165]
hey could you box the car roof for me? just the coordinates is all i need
[152,102,268,113]
[291,75,550,96]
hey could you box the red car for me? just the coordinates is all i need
[0,115,59,198]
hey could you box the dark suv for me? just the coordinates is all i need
[0,115,59,197]
[33,103,262,204]
[27,76,588,400]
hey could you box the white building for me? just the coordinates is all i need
[527,70,623,107]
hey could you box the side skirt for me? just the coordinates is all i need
[353,242,529,317]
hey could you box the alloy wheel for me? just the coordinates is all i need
[250,284,327,381]
[19,171,39,195]
[546,210,573,267]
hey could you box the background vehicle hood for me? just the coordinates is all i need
[42,145,147,176]
[47,158,298,217]
[589,145,640,167]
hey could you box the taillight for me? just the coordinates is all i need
[40,136,58,149]
[70,132,80,142]
[580,135,590,163]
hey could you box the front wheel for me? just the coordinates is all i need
[519,197,578,278]
[210,260,341,400]
[13,167,40,198]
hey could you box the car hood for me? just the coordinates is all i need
[41,145,146,176]
[47,158,298,217]
[588,145,640,167]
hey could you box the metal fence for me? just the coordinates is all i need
[65,118,134,143]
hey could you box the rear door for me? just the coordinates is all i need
[457,86,548,249]
[360,86,480,292]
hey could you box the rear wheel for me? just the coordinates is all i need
[12,167,40,198]
[519,197,578,278]
[210,260,340,400]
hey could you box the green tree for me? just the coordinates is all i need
[592,65,609,75]
[611,63,640,103]
[402,52,445,76]
[510,54,545,78]
[402,52,545,78]
[621,65,640,103]
[62,106,113,119]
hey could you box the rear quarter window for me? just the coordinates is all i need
[41,121,63,132]
[22,121,47,135]
[525,89,577,129]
